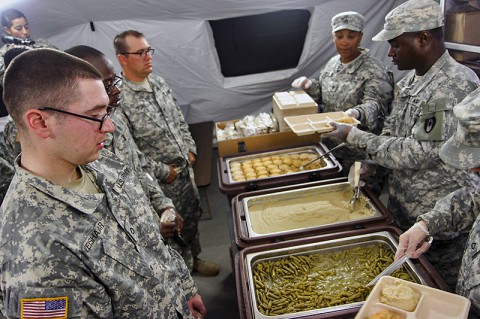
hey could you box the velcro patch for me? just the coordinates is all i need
[21,296,68,319]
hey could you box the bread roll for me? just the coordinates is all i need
[380,279,420,311]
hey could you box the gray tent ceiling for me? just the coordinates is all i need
[1,0,406,123]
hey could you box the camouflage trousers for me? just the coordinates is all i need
[161,167,202,272]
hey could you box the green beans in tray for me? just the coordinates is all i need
[252,243,413,316]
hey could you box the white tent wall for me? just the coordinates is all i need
[2,0,407,123]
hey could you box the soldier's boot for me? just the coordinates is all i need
[193,258,220,276]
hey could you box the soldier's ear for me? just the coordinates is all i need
[417,31,430,47]
[117,54,127,66]
[24,109,52,139]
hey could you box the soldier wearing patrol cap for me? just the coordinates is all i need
[395,88,480,318]
[325,0,480,290]
[292,11,393,134]
[331,11,364,33]
[453,89,480,318]
[291,11,393,187]
[371,0,444,42]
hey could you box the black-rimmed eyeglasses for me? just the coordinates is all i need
[38,106,116,131]
[104,75,122,94]
[119,48,155,58]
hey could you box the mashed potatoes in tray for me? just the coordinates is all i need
[248,188,375,234]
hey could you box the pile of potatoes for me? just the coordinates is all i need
[229,152,326,181]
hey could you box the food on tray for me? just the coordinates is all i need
[335,117,358,124]
[252,243,414,316]
[216,113,278,141]
[380,279,420,311]
[229,151,327,181]
[248,188,375,234]
[367,309,404,319]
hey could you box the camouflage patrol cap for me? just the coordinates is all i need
[331,11,364,33]
[440,89,480,169]
[372,0,444,41]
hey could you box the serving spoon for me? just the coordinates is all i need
[299,142,347,171]
[349,161,362,209]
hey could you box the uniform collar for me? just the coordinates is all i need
[398,51,450,97]
[13,159,103,215]
[121,74,153,93]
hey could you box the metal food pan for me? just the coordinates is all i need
[243,231,426,319]
[225,145,335,184]
[243,182,382,238]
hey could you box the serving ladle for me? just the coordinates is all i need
[349,161,362,209]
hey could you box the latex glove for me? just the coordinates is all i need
[160,208,184,231]
[345,108,360,120]
[291,76,312,89]
[159,208,177,238]
[323,122,352,142]
[347,160,377,187]
[395,221,433,259]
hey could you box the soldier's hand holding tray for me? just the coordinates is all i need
[323,121,353,142]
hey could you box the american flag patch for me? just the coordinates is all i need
[21,296,68,319]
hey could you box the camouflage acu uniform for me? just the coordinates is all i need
[0,155,13,203]
[418,179,480,238]
[0,120,15,203]
[418,87,480,236]
[1,119,19,161]
[418,177,480,296]
[346,51,480,289]
[305,48,393,134]
[418,179,480,319]
[430,87,480,318]
[0,39,57,82]
[457,207,480,319]
[104,111,175,214]
[306,48,393,183]
[119,74,201,270]
[0,151,198,319]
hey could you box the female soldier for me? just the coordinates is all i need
[292,11,393,134]
[292,12,393,187]
[0,8,57,79]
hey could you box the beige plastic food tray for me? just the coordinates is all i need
[284,111,360,135]
[355,276,471,319]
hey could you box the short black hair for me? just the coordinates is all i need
[4,46,30,68]
[65,45,104,61]
[3,48,102,130]
[1,8,26,28]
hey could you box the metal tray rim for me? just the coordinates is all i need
[242,181,382,238]
[225,145,336,184]
[243,231,425,319]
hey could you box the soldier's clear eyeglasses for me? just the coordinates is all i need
[38,106,116,131]
[120,48,155,58]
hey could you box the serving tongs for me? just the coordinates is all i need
[349,161,362,209]
[299,142,346,170]
[366,254,409,287]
